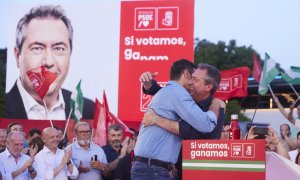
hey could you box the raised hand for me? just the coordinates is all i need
[78,160,90,173]
[61,149,72,165]
[29,145,38,158]
[139,71,158,90]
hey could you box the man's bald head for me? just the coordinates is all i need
[42,127,59,151]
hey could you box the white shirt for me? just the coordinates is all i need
[67,142,107,180]
[0,148,31,180]
[17,79,66,120]
[288,149,299,163]
[33,146,78,180]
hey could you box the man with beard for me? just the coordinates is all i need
[68,122,108,180]
[102,124,128,180]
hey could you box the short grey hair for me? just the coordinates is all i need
[7,131,24,142]
[15,5,73,52]
[75,122,91,132]
[198,63,221,95]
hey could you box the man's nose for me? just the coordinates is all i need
[42,49,55,68]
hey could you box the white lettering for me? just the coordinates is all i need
[124,49,168,61]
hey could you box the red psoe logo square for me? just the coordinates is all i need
[135,8,156,31]
[157,7,179,30]
[243,143,255,158]
[231,143,243,158]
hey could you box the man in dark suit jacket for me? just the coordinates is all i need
[5,82,94,119]
[4,5,94,120]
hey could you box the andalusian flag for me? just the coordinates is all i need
[258,53,279,95]
[281,66,300,84]
[70,80,83,123]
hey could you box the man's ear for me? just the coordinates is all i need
[14,47,20,68]
[206,83,213,92]
[183,69,191,79]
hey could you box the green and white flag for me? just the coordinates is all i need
[258,53,280,95]
[281,66,300,84]
[70,80,83,123]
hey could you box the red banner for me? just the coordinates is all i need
[214,66,250,100]
[118,0,194,122]
[182,140,266,180]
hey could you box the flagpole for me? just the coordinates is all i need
[43,100,53,128]
[268,84,275,97]
[288,83,300,98]
[280,71,300,98]
[63,108,73,138]
[91,128,94,142]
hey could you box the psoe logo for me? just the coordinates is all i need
[135,7,179,31]
[135,8,156,31]
[157,7,179,30]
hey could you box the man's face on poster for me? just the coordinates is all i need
[14,18,71,97]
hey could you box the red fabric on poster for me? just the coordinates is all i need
[214,67,250,100]
[26,65,57,99]
[253,53,262,82]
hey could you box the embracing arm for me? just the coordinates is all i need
[143,99,225,136]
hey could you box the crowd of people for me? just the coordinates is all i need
[0,122,137,180]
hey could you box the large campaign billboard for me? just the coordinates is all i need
[118,0,194,121]
[0,0,194,125]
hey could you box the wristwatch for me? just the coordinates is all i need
[28,168,35,174]
[67,160,72,165]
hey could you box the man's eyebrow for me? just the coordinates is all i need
[28,42,45,48]
[52,42,68,47]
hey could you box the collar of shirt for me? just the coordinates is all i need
[74,141,96,151]
[198,96,213,111]
[167,80,181,87]
[41,145,59,155]
[105,143,121,153]
[3,148,23,159]
[17,78,65,118]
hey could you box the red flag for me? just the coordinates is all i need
[93,98,108,146]
[253,53,262,82]
[93,91,134,147]
[26,65,57,99]
[214,66,250,100]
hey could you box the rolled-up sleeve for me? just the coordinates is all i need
[67,162,79,179]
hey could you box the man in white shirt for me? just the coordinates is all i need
[33,127,78,180]
[289,131,300,162]
[68,122,108,180]
[0,131,37,179]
